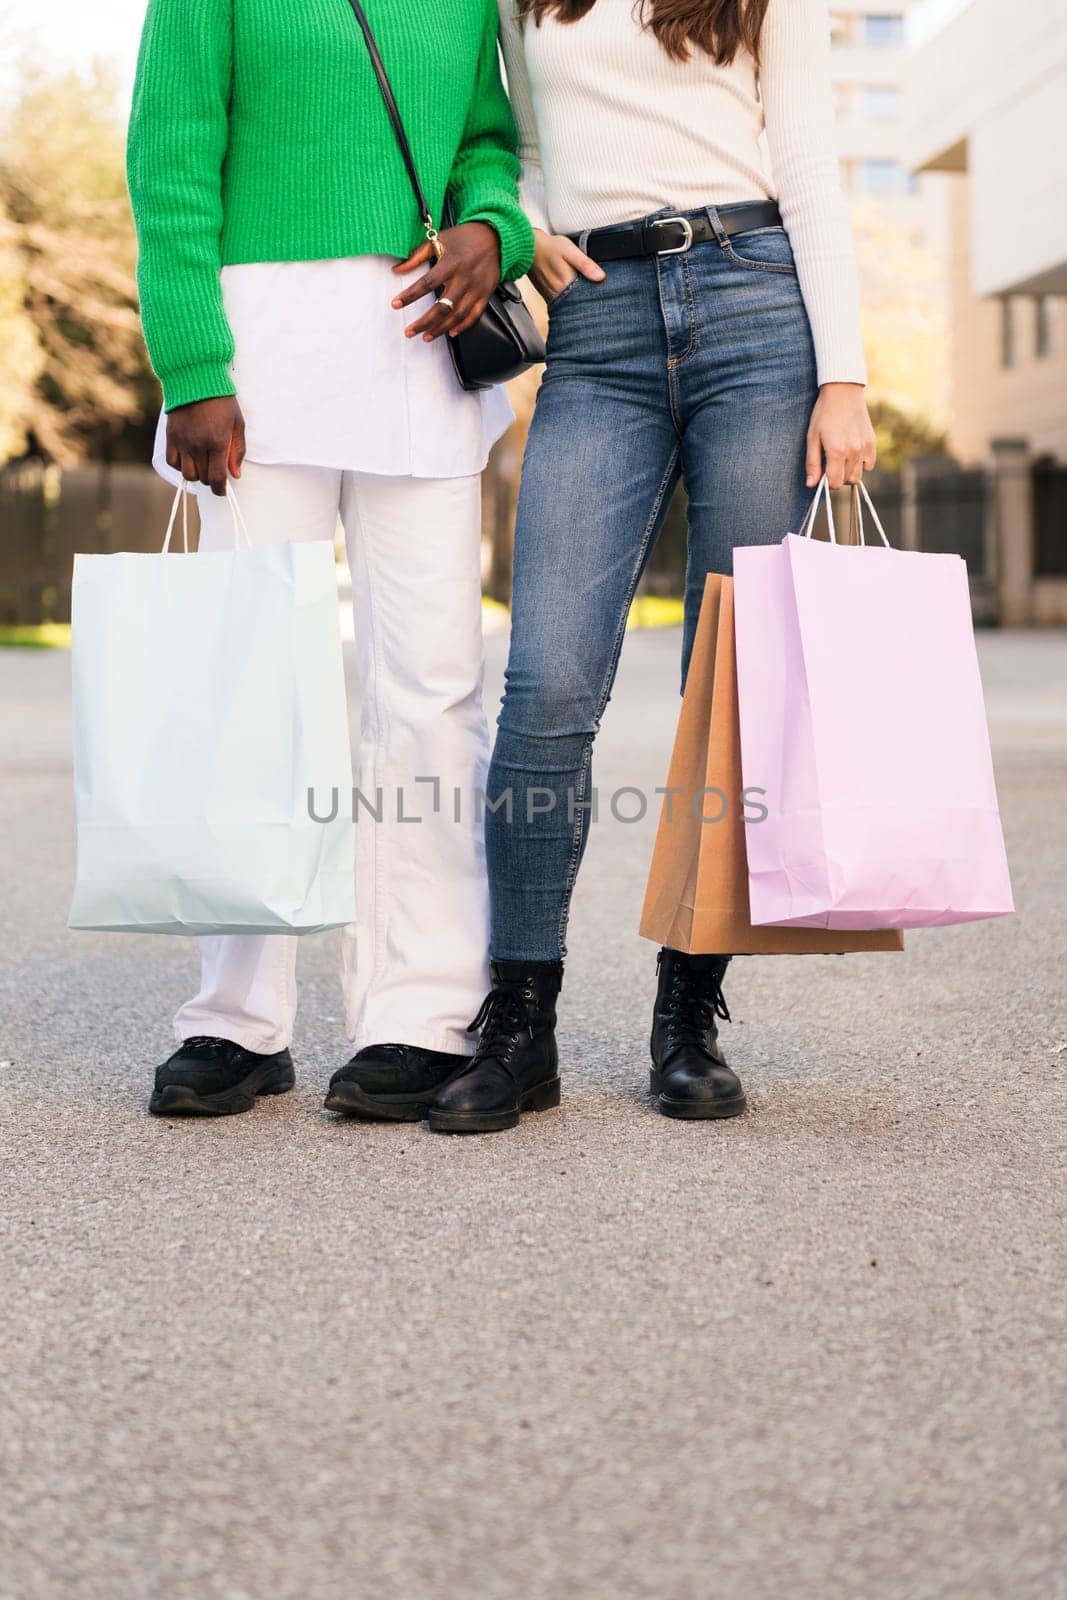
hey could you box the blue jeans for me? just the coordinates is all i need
[487,208,818,962]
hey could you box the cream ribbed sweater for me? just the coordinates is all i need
[498,0,867,385]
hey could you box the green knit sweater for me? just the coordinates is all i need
[127,0,535,410]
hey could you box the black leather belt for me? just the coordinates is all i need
[568,201,783,263]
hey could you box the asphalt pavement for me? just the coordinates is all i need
[0,624,1063,1600]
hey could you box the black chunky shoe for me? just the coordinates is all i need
[427,960,563,1134]
[149,1036,295,1117]
[323,1044,469,1121]
[649,949,746,1119]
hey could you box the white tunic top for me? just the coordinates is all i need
[497,0,866,387]
[153,255,514,487]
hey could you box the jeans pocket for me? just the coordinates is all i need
[546,272,584,309]
[721,227,797,276]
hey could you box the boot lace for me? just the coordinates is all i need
[466,978,534,1069]
[660,959,731,1055]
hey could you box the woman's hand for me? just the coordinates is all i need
[391,221,503,341]
[806,383,877,489]
[528,228,605,303]
[166,397,245,496]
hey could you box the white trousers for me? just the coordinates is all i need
[174,460,490,1056]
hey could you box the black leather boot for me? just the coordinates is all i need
[427,960,563,1133]
[650,949,746,1119]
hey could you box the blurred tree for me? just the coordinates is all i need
[867,397,947,471]
[0,64,156,466]
[0,206,42,461]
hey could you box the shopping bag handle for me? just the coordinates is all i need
[848,480,891,548]
[161,483,191,553]
[161,483,253,554]
[797,475,838,542]
[797,476,891,548]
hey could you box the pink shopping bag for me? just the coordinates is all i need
[732,480,1014,930]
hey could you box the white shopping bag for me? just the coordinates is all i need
[69,486,356,934]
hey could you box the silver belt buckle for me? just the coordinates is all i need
[650,215,694,255]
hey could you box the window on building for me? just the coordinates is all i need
[860,85,901,122]
[830,13,853,47]
[1001,298,1019,369]
[858,159,902,196]
[1035,295,1053,359]
[863,14,905,46]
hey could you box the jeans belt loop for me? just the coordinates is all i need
[704,205,730,249]
[577,229,591,256]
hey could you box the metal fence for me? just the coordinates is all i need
[0,463,185,626]
[1034,458,1067,576]
[638,463,990,596]
[1,451,1060,627]
[912,470,988,574]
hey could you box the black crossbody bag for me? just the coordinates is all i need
[345,0,545,392]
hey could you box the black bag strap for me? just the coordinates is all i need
[343,0,443,256]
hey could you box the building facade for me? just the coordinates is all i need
[830,2,946,245]
[906,0,1067,465]
[905,0,1067,622]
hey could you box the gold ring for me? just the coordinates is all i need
[438,296,455,311]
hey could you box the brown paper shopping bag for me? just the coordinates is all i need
[639,574,903,955]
